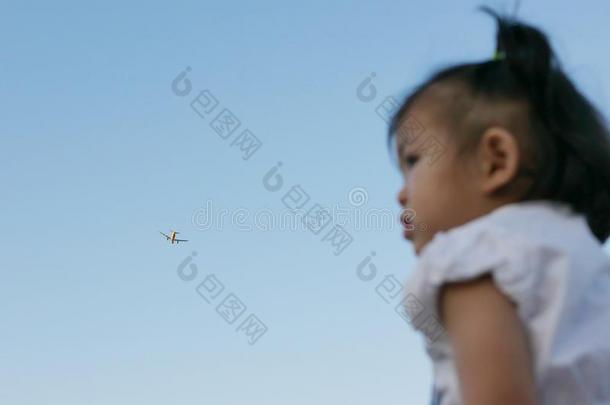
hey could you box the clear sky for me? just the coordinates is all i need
[2,1,610,404]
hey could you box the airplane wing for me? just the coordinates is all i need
[175,239,188,243]
[159,231,170,239]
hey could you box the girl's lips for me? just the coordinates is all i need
[400,209,416,239]
[402,220,415,239]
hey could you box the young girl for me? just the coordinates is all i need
[389,7,610,405]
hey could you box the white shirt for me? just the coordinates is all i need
[403,200,610,405]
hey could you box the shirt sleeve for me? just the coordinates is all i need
[403,224,559,336]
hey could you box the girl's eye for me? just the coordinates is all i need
[403,155,419,168]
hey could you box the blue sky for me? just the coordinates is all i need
[2,1,610,404]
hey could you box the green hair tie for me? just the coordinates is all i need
[493,51,506,61]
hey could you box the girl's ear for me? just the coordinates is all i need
[477,126,521,195]
[482,161,491,174]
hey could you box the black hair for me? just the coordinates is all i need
[388,6,610,244]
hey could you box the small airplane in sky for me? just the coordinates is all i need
[160,230,188,244]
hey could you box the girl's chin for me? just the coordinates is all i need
[412,237,430,257]
[404,230,430,256]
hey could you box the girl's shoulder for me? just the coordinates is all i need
[404,199,610,333]
[417,199,605,276]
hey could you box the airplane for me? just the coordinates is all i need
[160,230,188,244]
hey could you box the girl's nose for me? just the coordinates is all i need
[397,187,408,207]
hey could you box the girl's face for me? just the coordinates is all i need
[395,86,530,255]
[395,103,481,256]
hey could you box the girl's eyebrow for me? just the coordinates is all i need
[397,141,410,156]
